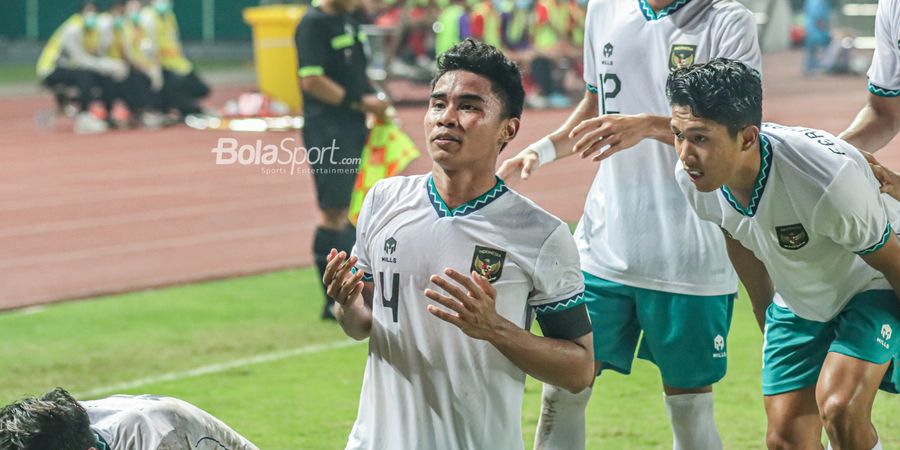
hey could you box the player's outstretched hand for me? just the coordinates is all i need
[865,152,900,200]
[497,147,540,181]
[570,114,648,162]
[425,269,506,341]
[323,249,365,308]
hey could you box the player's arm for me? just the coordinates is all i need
[723,232,773,331]
[860,233,900,303]
[425,269,594,393]
[839,94,900,153]
[497,89,599,180]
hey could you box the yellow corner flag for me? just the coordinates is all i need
[348,121,421,225]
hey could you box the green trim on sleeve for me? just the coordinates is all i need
[533,292,586,315]
[868,82,900,97]
[331,33,355,50]
[298,66,325,77]
[856,224,893,256]
[585,83,598,94]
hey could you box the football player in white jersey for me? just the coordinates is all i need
[840,0,900,153]
[323,39,594,450]
[497,0,760,448]
[669,58,900,450]
[0,388,258,450]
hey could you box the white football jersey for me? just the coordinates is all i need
[84,395,258,450]
[348,174,585,450]
[676,123,898,322]
[577,0,760,295]
[868,0,900,96]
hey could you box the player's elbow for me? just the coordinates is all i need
[300,75,323,92]
[562,343,595,393]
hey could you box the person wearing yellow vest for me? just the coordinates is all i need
[36,1,129,134]
[140,0,210,118]
[434,0,469,57]
[500,0,534,69]
[98,1,166,128]
[469,1,502,50]
[528,0,571,109]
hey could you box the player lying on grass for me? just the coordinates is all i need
[668,58,900,450]
[322,38,594,450]
[0,387,258,450]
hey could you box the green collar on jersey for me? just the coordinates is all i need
[638,0,692,21]
[720,133,773,217]
[93,429,111,450]
[427,175,509,218]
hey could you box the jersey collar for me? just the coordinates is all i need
[426,174,509,218]
[92,429,111,450]
[720,133,773,217]
[637,0,692,21]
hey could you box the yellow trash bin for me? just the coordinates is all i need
[243,5,306,113]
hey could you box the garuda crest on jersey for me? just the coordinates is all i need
[669,44,697,72]
[470,245,506,283]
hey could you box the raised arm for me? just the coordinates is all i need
[839,93,900,153]
[496,89,599,180]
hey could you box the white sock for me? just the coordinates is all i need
[664,392,723,450]
[533,384,592,450]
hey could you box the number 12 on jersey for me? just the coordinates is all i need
[600,73,621,114]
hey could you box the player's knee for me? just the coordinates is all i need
[320,208,348,229]
[765,430,804,450]
[817,391,863,433]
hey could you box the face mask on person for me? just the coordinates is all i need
[83,12,98,29]
[154,0,171,14]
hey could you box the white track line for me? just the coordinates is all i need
[74,339,363,399]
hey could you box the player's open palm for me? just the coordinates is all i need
[425,269,506,341]
[570,114,647,162]
[497,148,540,181]
[323,249,365,307]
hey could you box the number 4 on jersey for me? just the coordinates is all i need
[379,272,400,322]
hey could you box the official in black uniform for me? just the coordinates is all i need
[296,0,389,320]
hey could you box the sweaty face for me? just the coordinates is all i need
[670,105,744,193]
[425,70,516,172]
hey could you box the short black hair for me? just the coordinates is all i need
[0,388,95,450]
[666,58,762,136]
[432,38,525,119]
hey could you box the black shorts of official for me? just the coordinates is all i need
[302,115,368,210]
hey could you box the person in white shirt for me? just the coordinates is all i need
[497,0,760,448]
[0,388,258,450]
[669,58,900,450]
[323,39,594,450]
[840,0,900,153]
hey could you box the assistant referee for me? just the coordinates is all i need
[295,0,389,320]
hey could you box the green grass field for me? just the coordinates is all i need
[1,268,897,449]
